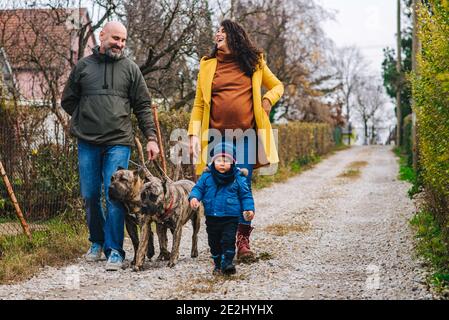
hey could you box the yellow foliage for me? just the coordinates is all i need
[412,1,449,234]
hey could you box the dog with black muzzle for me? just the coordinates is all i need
[108,167,156,268]
[140,162,203,268]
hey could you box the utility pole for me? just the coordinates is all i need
[411,0,420,171]
[396,0,402,147]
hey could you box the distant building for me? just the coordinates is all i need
[0,8,96,105]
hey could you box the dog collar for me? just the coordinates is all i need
[159,190,175,221]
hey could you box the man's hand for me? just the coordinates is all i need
[146,140,160,160]
[190,198,200,209]
[189,135,200,160]
[262,98,272,115]
[243,210,255,222]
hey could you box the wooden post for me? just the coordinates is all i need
[151,104,167,174]
[396,0,402,147]
[0,160,31,240]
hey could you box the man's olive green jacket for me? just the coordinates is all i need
[61,46,156,145]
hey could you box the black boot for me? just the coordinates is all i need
[221,251,236,275]
[212,255,222,275]
[222,263,236,275]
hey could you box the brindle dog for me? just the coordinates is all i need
[108,167,155,267]
[140,166,202,268]
[109,137,202,271]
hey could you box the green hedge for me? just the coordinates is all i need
[1,107,335,221]
[412,1,449,238]
[153,111,335,175]
[273,122,334,168]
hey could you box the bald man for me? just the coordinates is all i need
[62,21,159,271]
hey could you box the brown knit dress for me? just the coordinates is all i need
[209,50,255,134]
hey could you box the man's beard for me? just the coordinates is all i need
[105,45,124,60]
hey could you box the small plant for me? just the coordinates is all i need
[393,147,421,198]
[337,161,367,179]
[258,252,274,261]
[263,222,310,236]
[338,169,361,179]
[410,210,449,293]
[348,161,368,169]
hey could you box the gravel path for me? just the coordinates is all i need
[0,146,434,300]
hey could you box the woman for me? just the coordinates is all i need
[188,19,284,260]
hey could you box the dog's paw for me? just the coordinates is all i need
[132,265,144,272]
[146,248,155,260]
[167,261,176,268]
[157,252,170,261]
[191,250,199,258]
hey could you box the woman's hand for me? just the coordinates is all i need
[190,198,200,209]
[189,135,200,160]
[262,98,272,115]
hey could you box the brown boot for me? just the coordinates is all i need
[236,224,255,262]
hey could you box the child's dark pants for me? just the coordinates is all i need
[205,216,239,270]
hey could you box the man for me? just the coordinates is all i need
[61,21,160,271]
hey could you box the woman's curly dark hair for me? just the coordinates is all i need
[207,19,263,77]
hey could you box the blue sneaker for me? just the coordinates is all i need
[85,243,103,262]
[105,250,123,271]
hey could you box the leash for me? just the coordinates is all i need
[130,158,175,221]
[129,159,142,169]
[151,104,167,174]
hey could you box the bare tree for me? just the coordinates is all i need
[330,46,369,125]
[124,0,213,110]
[218,0,341,123]
[353,78,388,145]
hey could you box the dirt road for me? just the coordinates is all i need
[0,146,433,300]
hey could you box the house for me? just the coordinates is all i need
[0,7,97,105]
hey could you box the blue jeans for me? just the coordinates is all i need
[77,139,131,259]
[208,133,256,225]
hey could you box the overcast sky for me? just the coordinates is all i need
[317,0,398,77]
[316,0,398,142]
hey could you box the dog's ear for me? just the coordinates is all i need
[133,169,142,182]
[134,168,145,179]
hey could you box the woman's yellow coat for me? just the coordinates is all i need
[188,56,284,175]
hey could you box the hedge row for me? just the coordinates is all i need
[1,107,335,221]
[273,122,334,168]
[152,111,335,175]
[412,2,449,237]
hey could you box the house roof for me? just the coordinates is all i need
[0,8,96,71]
